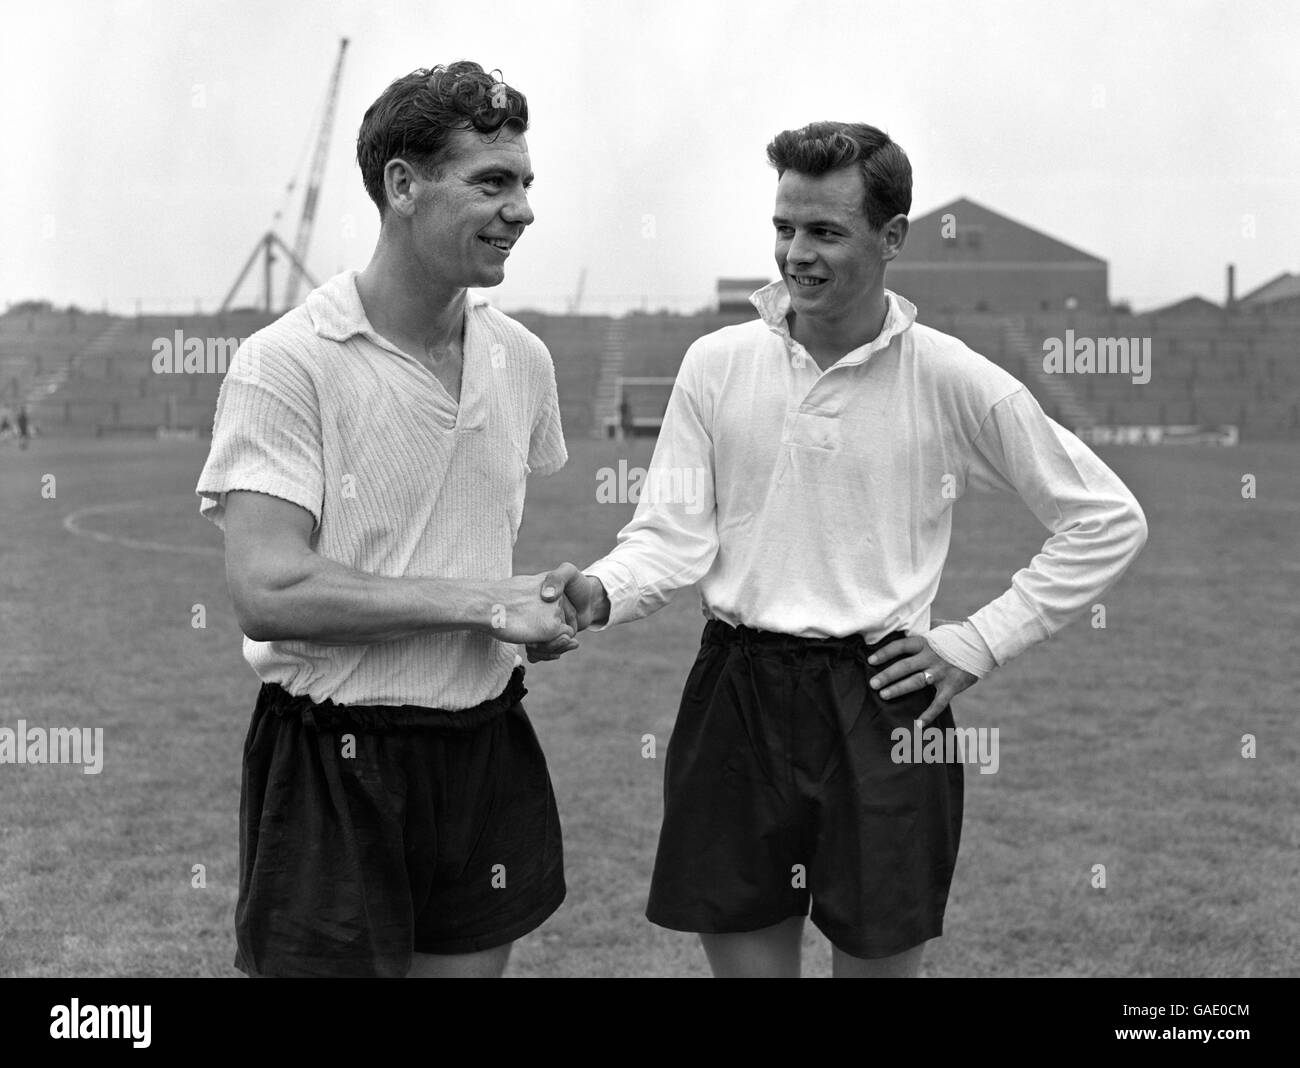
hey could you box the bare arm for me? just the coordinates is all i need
[222,490,575,646]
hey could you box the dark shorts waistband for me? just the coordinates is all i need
[257,666,528,734]
[702,619,907,659]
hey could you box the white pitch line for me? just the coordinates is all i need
[62,499,223,558]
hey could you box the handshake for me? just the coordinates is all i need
[487,562,608,663]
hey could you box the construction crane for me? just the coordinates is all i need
[283,37,349,308]
[219,37,348,315]
[568,267,587,314]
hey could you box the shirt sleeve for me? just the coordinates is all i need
[959,388,1149,666]
[528,342,567,476]
[926,623,997,678]
[584,341,720,628]
[195,338,325,531]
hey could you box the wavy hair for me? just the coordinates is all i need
[357,60,529,214]
[766,122,911,231]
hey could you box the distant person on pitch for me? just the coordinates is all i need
[197,61,578,978]
[532,121,1148,977]
[620,395,635,442]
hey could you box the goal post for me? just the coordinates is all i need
[606,375,675,438]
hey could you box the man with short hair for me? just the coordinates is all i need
[197,61,577,978]
[536,121,1148,977]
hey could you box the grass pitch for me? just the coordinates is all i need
[0,433,1295,977]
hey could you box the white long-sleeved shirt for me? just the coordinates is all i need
[584,281,1148,677]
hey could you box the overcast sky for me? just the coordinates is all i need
[3,0,1296,315]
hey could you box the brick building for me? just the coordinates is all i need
[888,197,1108,314]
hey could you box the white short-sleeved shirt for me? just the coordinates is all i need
[196,270,567,709]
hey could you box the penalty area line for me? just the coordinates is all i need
[62,499,222,558]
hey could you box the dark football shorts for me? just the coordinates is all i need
[234,666,565,977]
[646,620,964,959]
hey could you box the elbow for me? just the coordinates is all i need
[228,563,302,643]
[1095,493,1149,574]
[1128,496,1150,555]
[230,583,280,643]
[240,620,280,644]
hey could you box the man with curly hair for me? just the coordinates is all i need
[197,61,576,978]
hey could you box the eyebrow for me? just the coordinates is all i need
[467,164,534,185]
[772,215,846,228]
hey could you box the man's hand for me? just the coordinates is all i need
[545,564,607,630]
[525,564,608,662]
[484,573,578,646]
[866,635,978,727]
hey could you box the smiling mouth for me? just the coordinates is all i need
[478,236,514,253]
[790,274,827,288]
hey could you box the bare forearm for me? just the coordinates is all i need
[233,549,495,645]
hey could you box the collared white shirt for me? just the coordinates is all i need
[196,270,567,708]
[584,281,1148,677]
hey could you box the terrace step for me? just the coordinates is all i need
[1004,318,1097,429]
[592,320,627,438]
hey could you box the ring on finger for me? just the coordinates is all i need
[922,669,935,685]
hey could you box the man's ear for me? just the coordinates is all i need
[384,158,422,219]
[879,213,910,263]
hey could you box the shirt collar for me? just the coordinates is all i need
[305,269,491,343]
[749,279,917,365]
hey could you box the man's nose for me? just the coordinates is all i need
[785,232,815,265]
[502,187,534,227]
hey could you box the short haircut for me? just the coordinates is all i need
[765,122,911,231]
[356,60,529,215]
